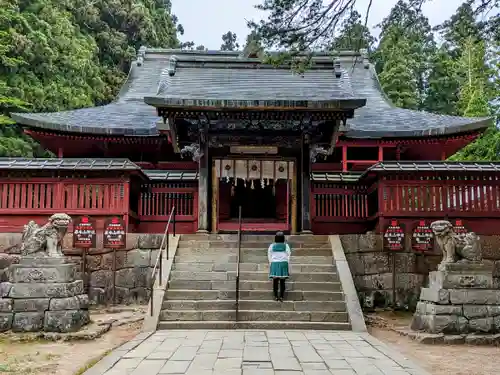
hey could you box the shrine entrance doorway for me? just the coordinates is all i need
[230,178,276,219]
[213,159,296,233]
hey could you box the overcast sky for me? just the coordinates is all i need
[172,0,468,49]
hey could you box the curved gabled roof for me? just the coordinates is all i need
[342,56,491,137]
[12,49,492,138]
[11,49,192,136]
[144,53,366,110]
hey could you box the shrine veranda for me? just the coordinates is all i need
[0,48,498,239]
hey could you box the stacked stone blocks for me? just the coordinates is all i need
[0,257,89,333]
[411,263,500,334]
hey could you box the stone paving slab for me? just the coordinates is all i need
[83,330,432,375]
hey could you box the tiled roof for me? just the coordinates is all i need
[11,48,176,136]
[143,170,198,181]
[11,102,158,136]
[310,172,362,182]
[365,161,500,173]
[0,158,141,170]
[341,56,491,137]
[144,54,366,110]
[11,49,492,138]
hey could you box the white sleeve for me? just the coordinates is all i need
[268,244,273,263]
[286,244,291,257]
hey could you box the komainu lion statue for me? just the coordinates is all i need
[430,220,482,270]
[20,213,72,257]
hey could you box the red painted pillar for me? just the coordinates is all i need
[57,147,63,158]
[342,146,348,172]
[123,180,130,233]
[378,146,384,161]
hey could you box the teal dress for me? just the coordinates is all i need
[268,242,291,279]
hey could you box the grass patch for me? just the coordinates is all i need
[73,349,112,375]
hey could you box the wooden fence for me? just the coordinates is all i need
[380,177,500,216]
[137,182,197,233]
[377,175,500,234]
[311,184,372,234]
[0,180,127,213]
[0,179,130,232]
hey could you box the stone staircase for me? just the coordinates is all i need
[157,234,350,330]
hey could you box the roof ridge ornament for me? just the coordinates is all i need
[334,59,342,78]
[360,49,370,69]
[168,56,178,77]
[137,46,147,66]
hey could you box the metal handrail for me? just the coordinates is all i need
[150,206,176,316]
[235,205,242,321]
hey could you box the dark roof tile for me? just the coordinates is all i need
[144,56,365,110]
[0,158,141,171]
[365,161,500,173]
[12,49,493,138]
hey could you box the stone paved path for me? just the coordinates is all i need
[84,330,431,375]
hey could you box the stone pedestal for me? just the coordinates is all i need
[411,263,500,334]
[0,257,90,333]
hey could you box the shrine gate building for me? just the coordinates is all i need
[2,49,496,235]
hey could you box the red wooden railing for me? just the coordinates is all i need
[380,178,500,216]
[312,185,369,220]
[138,184,196,221]
[0,180,127,214]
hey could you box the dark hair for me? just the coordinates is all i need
[274,231,285,243]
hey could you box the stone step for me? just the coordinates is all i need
[171,262,336,273]
[162,300,236,310]
[239,243,331,249]
[237,310,349,322]
[239,263,335,273]
[165,289,235,300]
[167,279,341,292]
[175,247,332,256]
[168,280,235,290]
[180,234,329,242]
[239,280,342,292]
[160,299,346,312]
[174,254,237,263]
[239,271,338,283]
[174,255,333,264]
[169,270,235,281]
[157,320,351,330]
[239,256,333,264]
[159,309,235,321]
[177,241,330,249]
[166,288,343,301]
[238,300,346,312]
[171,262,237,272]
[159,309,348,323]
[171,262,231,272]
[238,290,344,301]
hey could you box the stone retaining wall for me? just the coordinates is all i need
[1,233,165,306]
[340,233,500,311]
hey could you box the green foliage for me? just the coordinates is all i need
[221,31,239,51]
[331,10,375,51]
[377,29,419,109]
[373,0,435,109]
[0,0,181,157]
[423,46,460,115]
[456,37,489,115]
[435,2,485,57]
[243,31,265,58]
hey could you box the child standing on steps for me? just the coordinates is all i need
[268,231,291,302]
